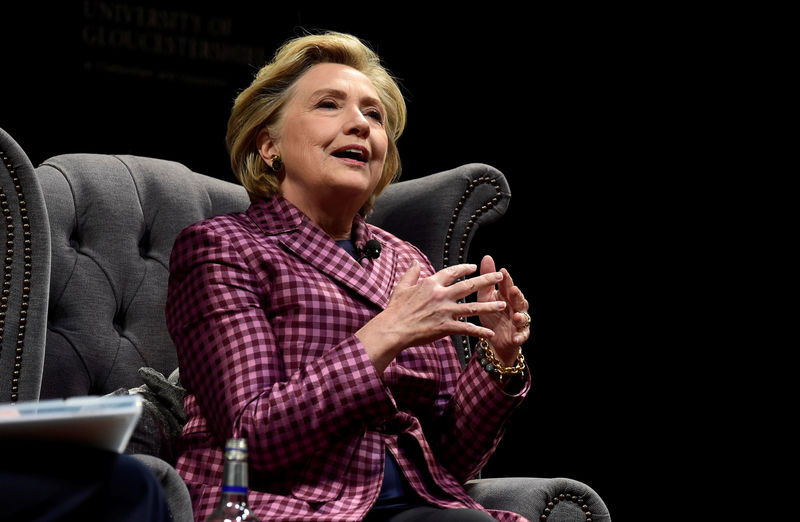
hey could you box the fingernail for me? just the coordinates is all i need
[496,302,507,310]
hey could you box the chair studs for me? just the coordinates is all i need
[541,492,595,521]
[0,147,32,403]
[441,173,505,363]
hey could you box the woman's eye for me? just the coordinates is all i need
[365,109,384,124]
[317,99,338,109]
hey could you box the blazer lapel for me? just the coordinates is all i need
[248,196,396,309]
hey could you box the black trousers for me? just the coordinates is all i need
[0,441,170,522]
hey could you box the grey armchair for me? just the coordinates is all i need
[0,127,610,522]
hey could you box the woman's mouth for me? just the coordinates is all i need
[331,145,369,164]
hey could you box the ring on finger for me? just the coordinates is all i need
[519,311,531,329]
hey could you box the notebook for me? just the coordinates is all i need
[0,394,142,453]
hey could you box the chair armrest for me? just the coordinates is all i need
[0,127,51,403]
[466,477,611,522]
[131,453,193,522]
[368,164,511,366]
[368,163,511,272]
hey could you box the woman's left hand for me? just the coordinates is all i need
[476,255,531,365]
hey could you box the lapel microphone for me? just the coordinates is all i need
[357,239,382,261]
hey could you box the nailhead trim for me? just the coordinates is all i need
[442,175,504,363]
[539,493,594,521]
[0,150,31,404]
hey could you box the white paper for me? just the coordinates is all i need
[0,395,143,453]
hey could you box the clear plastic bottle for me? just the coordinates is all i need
[206,438,260,521]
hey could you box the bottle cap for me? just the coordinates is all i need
[225,438,248,460]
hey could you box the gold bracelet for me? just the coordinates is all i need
[477,338,525,377]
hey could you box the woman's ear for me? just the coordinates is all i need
[256,127,279,165]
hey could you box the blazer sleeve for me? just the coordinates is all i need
[432,349,531,482]
[415,253,531,483]
[166,221,398,472]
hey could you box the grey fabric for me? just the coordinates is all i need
[35,154,249,398]
[109,367,186,464]
[131,454,193,522]
[137,367,187,430]
[0,128,51,404]
[465,477,611,522]
[369,163,511,272]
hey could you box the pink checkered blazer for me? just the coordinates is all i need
[166,194,530,521]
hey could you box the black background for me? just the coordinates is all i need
[1,3,712,519]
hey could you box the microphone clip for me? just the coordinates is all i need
[357,239,382,261]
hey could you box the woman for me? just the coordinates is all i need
[166,31,532,522]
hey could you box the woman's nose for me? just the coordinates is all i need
[344,106,370,137]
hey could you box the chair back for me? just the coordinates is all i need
[36,154,249,398]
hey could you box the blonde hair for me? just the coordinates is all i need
[226,31,407,214]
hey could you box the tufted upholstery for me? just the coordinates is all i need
[35,154,248,398]
[0,126,611,522]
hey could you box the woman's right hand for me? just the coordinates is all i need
[356,260,507,374]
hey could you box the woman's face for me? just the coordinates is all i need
[264,62,389,217]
